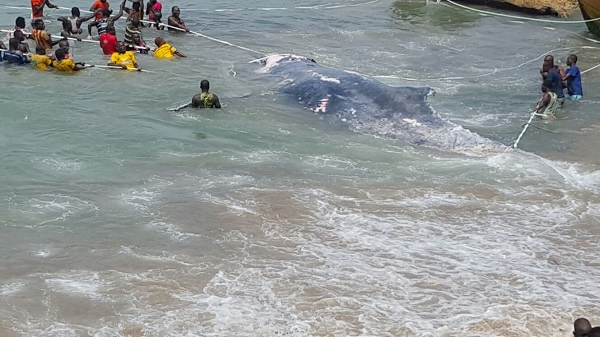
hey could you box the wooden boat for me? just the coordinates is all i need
[579,0,600,38]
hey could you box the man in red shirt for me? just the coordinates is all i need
[90,0,111,20]
[31,0,58,20]
[99,25,118,55]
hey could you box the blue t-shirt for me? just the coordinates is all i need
[546,69,564,99]
[565,65,582,96]
[3,51,28,65]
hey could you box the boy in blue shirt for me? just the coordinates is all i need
[563,54,583,101]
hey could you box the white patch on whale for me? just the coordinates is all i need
[312,72,341,84]
[312,95,331,114]
[402,118,423,127]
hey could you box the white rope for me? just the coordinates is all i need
[93,64,155,73]
[140,20,265,56]
[445,0,600,24]
[0,29,98,44]
[169,102,191,111]
[372,46,589,82]
[581,63,600,74]
[181,0,379,12]
[510,112,536,149]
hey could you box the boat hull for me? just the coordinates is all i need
[579,0,600,38]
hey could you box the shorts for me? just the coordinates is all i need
[568,94,582,101]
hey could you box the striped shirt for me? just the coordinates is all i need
[124,23,141,44]
[32,29,51,50]
[96,18,109,36]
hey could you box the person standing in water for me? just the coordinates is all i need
[31,45,52,70]
[540,55,565,108]
[153,37,186,58]
[57,7,98,35]
[3,38,30,65]
[533,79,558,120]
[563,54,583,101]
[88,6,124,40]
[573,318,592,337]
[53,47,87,72]
[192,80,222,108]
[108,41,141,71]
[31,0,59,20]
[32,19,64,51]
[167,6,189,32]
[90,0,111,20]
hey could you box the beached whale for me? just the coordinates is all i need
[254,54,501,153]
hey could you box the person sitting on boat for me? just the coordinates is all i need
[167,6,189,33]
[540,55,565,108]
[57,7,98,35]
[192,80,222,109]
[533,79,558,120]
[563,54,583,101]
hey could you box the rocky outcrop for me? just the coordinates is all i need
[451,0,578,17]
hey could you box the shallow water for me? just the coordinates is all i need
[1,0,600,336]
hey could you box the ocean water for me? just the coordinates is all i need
[1,0,600,336]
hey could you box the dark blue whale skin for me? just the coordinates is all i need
[256,55,501,153]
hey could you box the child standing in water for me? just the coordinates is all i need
[533,79,558,120]
[563,54,583,101]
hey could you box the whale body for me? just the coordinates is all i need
[255,54,501,153]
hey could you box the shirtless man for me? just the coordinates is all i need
[192,80,222,108]
[57,7,97,35]
[167,6,189,32]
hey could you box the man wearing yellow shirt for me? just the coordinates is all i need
[52,48,87,72]
[108,41,141,70]
[31,46,52,70]
[153,37,186,59]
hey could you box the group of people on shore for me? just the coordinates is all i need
[534,54,583,119]
[0,0,221,108]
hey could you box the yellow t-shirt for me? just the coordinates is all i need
[154,43,176,59]
[110,51,138,70]
[53,59,76,72]
[31,54,52,71]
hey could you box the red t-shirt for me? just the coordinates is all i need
[92,0,110,20]
[31,0,44,19]
[100,33,117,55]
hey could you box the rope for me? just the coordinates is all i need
[510,112,536,149]
[372,46,584,82]
[445,0,600,24]
[173,0,380,12]
[581,63,600,74]
[139,20,265,56]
